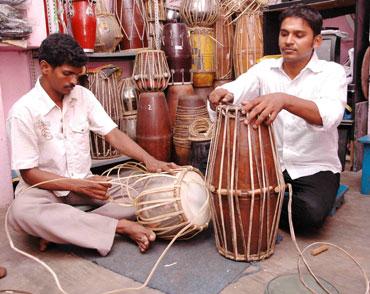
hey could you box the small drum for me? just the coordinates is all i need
[206,105,285,261]
[120,114,137,140]
[136,91,171,161]
[118,77,138,116]
[94,0,123,52]
[132,166,211,239]
[214,8,234,81]
[189,27,216,87]
[87,65,124,159]
[165,5,181,23]
[145,0,166,22]
[173,94,209,165]
[162,22,193,84]
[180,0,218,28]
[114,0,148,50]
[166,83,194,129]
[234,13,263,77]
[70,0,97,53]
[132,49,171,92]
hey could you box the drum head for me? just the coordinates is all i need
[180,170,210,226]
[265,273,339,294]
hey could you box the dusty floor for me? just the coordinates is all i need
[0,170,369,294]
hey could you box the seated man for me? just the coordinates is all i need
[208,4,346,231]
[7,33,177,255]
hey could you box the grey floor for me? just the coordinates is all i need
[1,170,369,294]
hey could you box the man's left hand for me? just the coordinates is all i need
[241,93,286,127]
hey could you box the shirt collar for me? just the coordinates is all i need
[35,78,79,116]
[271,51,323,74]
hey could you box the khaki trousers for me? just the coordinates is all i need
[8,182,135,256]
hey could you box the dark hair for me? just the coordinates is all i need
[279,4,323,36]
[38,33,88,68]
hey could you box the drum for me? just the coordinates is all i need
[206,105,285,261]
[180,0,218,28]
[114,0,148,50]
[87,65,124,159]
[166,83,194,129]
[189,118,213,175]
[214,8,234,81]
[234,13,263,77]
[120,114,137,140]
[162,22,192,84]
[145,0,166,22]
[173,94,209,165]
[94,0,123,52]
[165,5,181,23]
[70,0,97,53]
[132,49,171,92]
[189,28,216,87]
[118,77,138,116]
[221,0,267,19]
[136,91,171,161]
[121,165,211,239]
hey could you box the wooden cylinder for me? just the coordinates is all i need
[136,91,171,161]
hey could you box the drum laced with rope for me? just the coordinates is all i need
[220,0,268,22]
[106,163,211,239]
[206,105,286,261]
[87,65,124,159]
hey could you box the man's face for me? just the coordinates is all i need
[41,62,85,96]
[278,16,322,63]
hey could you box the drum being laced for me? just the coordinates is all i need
[206,105,285,261]
[112,164,211,240]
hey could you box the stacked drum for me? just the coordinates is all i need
[86,65,124,159]
[118,77,139,140]
[180,0,218,89]
[132,49,172,161]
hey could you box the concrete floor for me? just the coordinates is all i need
[0,170,369,294]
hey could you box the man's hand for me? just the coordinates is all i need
[73,175,112,200]
[208,88,234,110]
[143,156,179,173]
[241,93,286,127]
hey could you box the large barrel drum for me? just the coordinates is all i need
[136,91,171,161]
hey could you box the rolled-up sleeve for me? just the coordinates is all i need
[311,63,347,131]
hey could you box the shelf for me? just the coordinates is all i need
[87,49,141,60]
[91,155,130,168]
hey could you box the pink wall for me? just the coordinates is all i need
[0,86,13,207]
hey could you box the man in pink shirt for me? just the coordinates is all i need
[7,33,177,255]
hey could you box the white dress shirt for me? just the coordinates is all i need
[210,52,347,179]
[7,79,117,195]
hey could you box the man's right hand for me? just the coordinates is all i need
[73,175,112,200]
[208,88,234,110]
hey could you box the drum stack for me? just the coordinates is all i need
[145,0,165,49]
[132,49,172,161]
[114,0,148,50]
[213,7,234,87]
[68,0,97,53]
[86,65,125,159]
[94,0,123,52]
[220,0,266,77]
[180,0,219,101]
[118,77,139,141]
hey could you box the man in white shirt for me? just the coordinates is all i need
[208,5,347,231]
[7,33,177,255]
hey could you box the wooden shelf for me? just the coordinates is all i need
[87,49,141,60]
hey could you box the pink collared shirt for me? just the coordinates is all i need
[209,52,347,179]
[7,79,117,195]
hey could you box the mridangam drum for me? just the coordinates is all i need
[134,166,211,239]
[206,105,285,261]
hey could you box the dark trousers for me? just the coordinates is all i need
[279,170,340,232]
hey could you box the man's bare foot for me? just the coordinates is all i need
[116,219,156,253]
[39,238,50,252]
[0,266,7,279]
